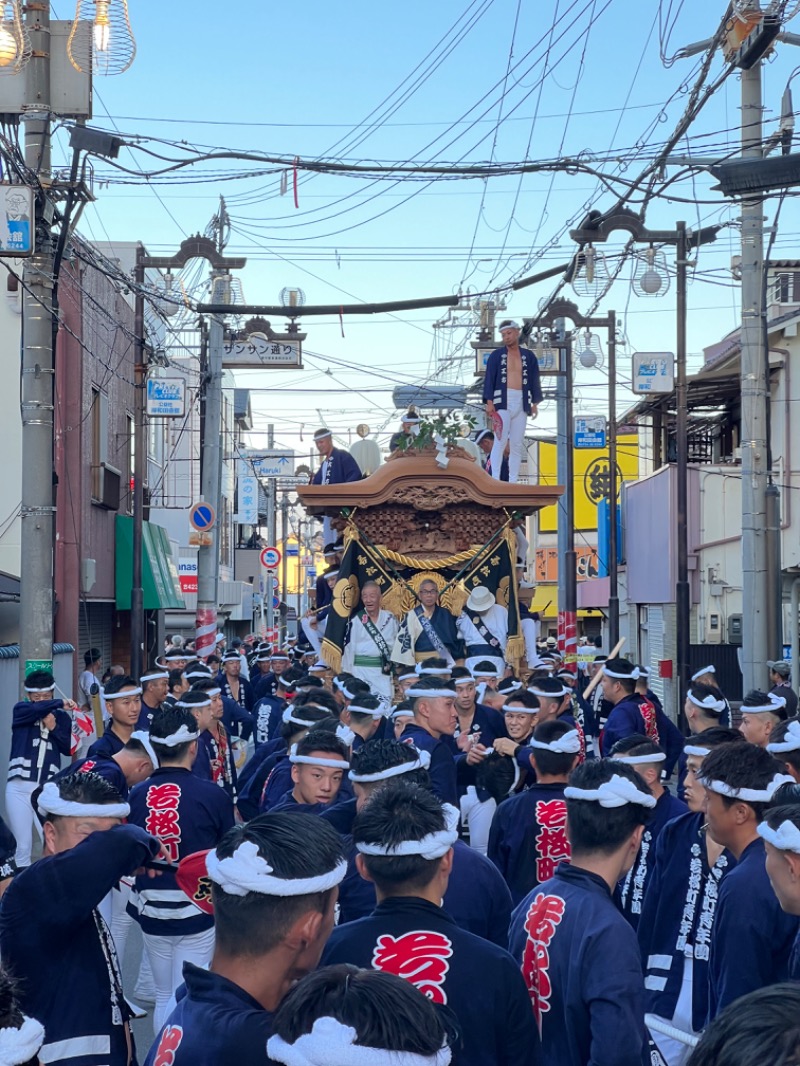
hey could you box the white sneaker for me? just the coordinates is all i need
[125,998,148,1020]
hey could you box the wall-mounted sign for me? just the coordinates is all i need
[146,378,186,417]
[0,184,33,257]
[632,352,674,394]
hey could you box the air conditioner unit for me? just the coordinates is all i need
[98,462,121,511]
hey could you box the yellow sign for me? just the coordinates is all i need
[537,434,638,532]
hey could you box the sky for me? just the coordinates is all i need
[51,0,800,460]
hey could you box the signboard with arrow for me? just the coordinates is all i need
[247,451,295,478]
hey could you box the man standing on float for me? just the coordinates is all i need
[482,320,542,484]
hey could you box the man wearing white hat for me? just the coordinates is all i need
[389,409,421,452]
[457,586,507,675]
[482,320,542,483]
[311,428,362,545]
[342,580,398,703]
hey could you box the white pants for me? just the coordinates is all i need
[111,880,134,964]
[5,779,41,867]
[143,926,216,1034]
[459,786,497,856]
[490,389,527,483]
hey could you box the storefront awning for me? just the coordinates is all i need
[115,516,185,610]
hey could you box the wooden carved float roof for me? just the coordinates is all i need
[296,450,563,517]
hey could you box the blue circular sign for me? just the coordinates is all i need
[189,502,216,531]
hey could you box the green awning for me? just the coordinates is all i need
[115,516,185,610]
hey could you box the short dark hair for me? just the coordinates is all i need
[353,784,447,891]
[348,695,382,725]
[700,742,783,822]
[25,669,55,691]
[270,965,450,1058]
[687,983,800,1066]
[688,726,745,750]
[610,735,664,760]
[0,967,25,1042]
[83,648,101,666]
[531,719,580,776]
[419,656,450,672]
[603,658,637,695]
[450,667,471,683]
[295,731,349,762]
[293,689,340,718]
[123,737,153,761]
[191,677,221,694]
[742,689,788,722]
[688,682,725,712]
[349,739,432,793]
[476,753,517,803]
[409,676,453,711]
[279,704,331,743]
[168,669,184,692]
[566,759,652,856]
[43,772,125,825]
[150,706,198,762]
[212,815,345,957]
[104,674,138,697]
[505,691,539,711]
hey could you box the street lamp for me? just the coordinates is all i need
[131,236,245,678]
[569,208,720,720]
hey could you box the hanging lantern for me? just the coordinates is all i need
[0,2,30,76]
[67,0,136,76]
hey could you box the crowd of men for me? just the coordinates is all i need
[1,619,800,1066]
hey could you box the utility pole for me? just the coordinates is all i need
[18,1,54,684]
[675,223,691,722]
[266,424,276,643]
[131,247,147,678]
[739,61,769,692]
[281,491,289,644]
[194,296,226,660]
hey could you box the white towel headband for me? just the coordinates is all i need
[356,804,459,860]
[105,686,142,700]
[530,729,581,754]
[613,752,666,765]
[150,724,200,748]
[130,730,159,767]
[564,774,656,809]
[23,684,54,693]
[176,697,211,709]
[350,750,432,783]
[140,671,169,683]
[0,1016,46,1066]
[687,691,726,714]
[701,772,794,803]
[206,840,347,897]
[267,1018,451,1066]
[289,744,350,769]
[741,694,787,715]
[602,666,640,681]
[527,684,568,699]
[690,665,715,682]
[405,686,457,698]
[768,720,800,754]
[37,780,130,819]
[683,744,712,758]
[758,819,800,853]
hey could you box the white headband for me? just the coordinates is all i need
[205,687,222,698]
[341,684,366,701]
[527,684,568,699]
[184,670,211,680]
[392,707,414,720]
[504,702,539,715]
[530,729,581,754]
[267,1018,451,1066]
[603,666,640,681]
[23,685,54,693]
[336,724,356,747]
[347,704,383,719]
[130,730,159,767]
[150,724,200,747]
[105,686,142,699]
[398,670,418,682]
[701,772,794,803]
[741,694,787,715]
[177,697,211,709]
[564,775,656,809]
[768,720,800,754]
[282,708,321,729]
[141,671,169,683]
[691,665,715,682]
[0,1016,46,1066]
[453,676,475,687]
[37,780,130,819]
[613,752,666,766]
[206,840,347,898]
[758,820,800,854]
[499,320,520,330]
[683,744,712,757]
[356,804,459,860]
[687,691,726,714]
[405,686,457,699]
[350,750,432,783]
[418,667,451,677]
[289,744,350,769]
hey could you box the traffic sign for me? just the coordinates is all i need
[189,501,216,531]
[272,595,281,609]
[260,546,282,569]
